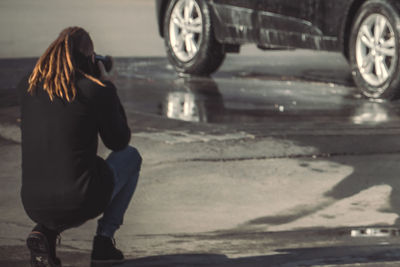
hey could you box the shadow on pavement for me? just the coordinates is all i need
[324,153,400,226]
[245,133,400,228]
[117,245,400,267]
[2,244,400,267]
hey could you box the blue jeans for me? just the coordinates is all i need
[96,146,142,238]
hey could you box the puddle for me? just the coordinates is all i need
[351,228,400,237]
[115,58,400,126]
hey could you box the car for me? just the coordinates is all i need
[155,0,400,100]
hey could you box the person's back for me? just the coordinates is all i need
[20,26,142,267]
[21,75,119,229]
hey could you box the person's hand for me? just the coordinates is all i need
[97,55,115,82]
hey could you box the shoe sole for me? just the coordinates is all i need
[27,232,61,267]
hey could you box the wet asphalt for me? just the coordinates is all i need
[3,50,400,134]
[113,51,400,136]
[3,51,400,266]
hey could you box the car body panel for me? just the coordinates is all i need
[210,0,255,10]
[207,0,351,51]
[208,1,259,44]
[314,0,353,37]
[256,0,337,50]
[155,0,395,54]
[257,0,320,35]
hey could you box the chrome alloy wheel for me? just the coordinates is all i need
[169,0,203,62]
[356,14,396,90]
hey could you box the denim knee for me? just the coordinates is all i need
[124,146,142,173]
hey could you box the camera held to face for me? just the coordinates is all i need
[95,55,113,73]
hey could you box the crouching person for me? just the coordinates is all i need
[20,26,142,266]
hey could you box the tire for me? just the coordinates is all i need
[349,0,400,99]
[163,0,226,76]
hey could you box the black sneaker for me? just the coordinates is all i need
[27,231,61,267]
[91,235,124,266]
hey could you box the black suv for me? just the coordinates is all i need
[156,0,400,99]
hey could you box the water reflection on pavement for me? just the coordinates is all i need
[113,56,400,132]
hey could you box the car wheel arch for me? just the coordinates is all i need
[342,0,367,60]
[157,0,172,38]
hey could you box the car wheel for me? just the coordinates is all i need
[163,0,226,76]
[349,0,400,99]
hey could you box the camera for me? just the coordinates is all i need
[94,55,113,73]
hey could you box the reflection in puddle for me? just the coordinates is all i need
[160,77,223,123]
[351,228,400,237]
[159,77,399,126]
[352,102,390,125]
[116,57,400,127]
[118,63,400,126]
[164,92,205,122]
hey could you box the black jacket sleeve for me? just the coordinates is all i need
[95,81,131,151]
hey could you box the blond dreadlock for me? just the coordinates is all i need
[28,27,104,102]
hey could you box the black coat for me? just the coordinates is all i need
[20,75,131,232]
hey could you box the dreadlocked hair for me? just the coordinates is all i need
[28,27,105,102]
